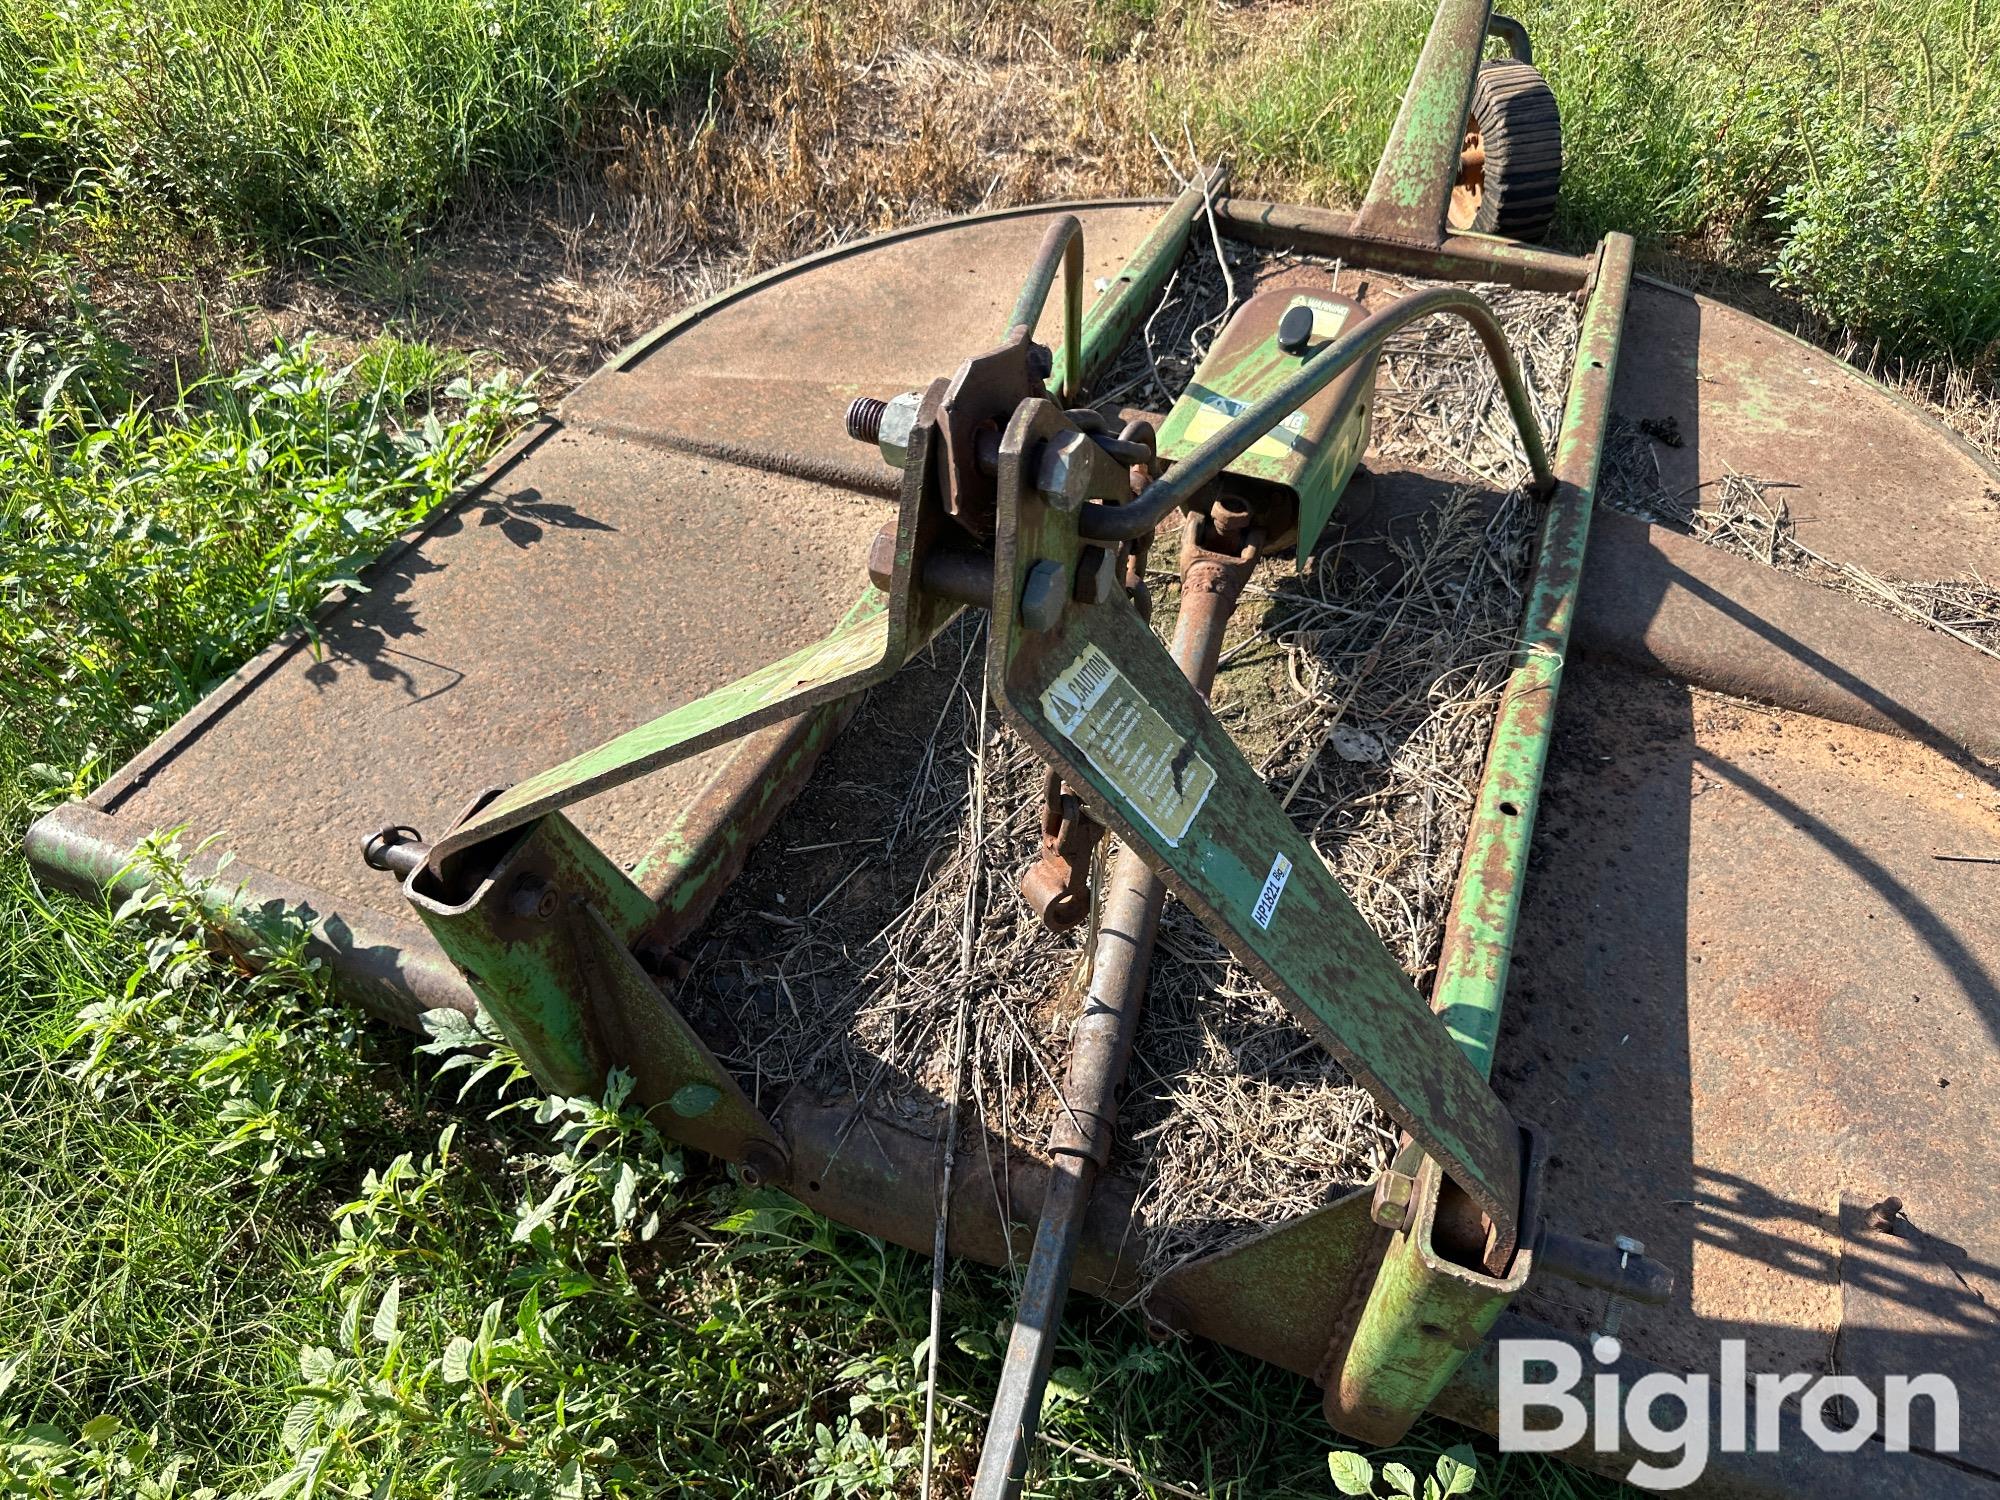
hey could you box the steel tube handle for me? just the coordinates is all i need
[1006,214,1084,405]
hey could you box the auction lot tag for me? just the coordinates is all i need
[1041,644,1216,846]
[1253,852,1292,929]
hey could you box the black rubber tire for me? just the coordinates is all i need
[1449,59,1562,241]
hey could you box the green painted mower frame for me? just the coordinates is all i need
[378,0,1650,1456]
[30,0,1775,1482]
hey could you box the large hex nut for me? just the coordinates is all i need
[1035,431,1099,512]
[1019,560,1069,631]
[1073,545,1119,605]
[876,391,923,471]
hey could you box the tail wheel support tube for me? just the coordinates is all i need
[1322,232,1637,1445]
[1351,0,1496,246]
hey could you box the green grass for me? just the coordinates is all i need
[1,276,535,763]
[0,201,525,1478]
[0,0,767,243]
[5,0,1999,356]
[1171,0,2000,363]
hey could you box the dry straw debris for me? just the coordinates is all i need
[1602,420,2000,661]
[685,237,1581,1281]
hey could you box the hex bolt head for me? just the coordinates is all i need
[865,521,898,592]
[1036,430,1096,513]
[876,391,922,470]
[1370,1169,1416,1231]
[846,391,922,470]
[1277,303,1316,355]
[1019,560,1069,631]
[739,1142,789,1190]
[1073,545,1119,605]
[508,875,558,920]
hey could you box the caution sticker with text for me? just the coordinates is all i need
[1041,644,1216,846]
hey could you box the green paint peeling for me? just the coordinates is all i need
[1431,235,1635,1078]
[411,813,779,1160]
[1354,0,1492,242]
[1049,172,1221,397]
[1328,1163,1531,1442]
[1329,236,1635,1444]
[1156,288,1374,558]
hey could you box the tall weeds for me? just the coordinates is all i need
[1166,0,2000,362]
[0,0,769,241]
[5,0,1997,358]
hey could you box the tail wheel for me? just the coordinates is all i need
[1448,58,1562,241]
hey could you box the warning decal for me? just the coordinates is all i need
[1041,643,1216,846]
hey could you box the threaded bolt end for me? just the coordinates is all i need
[845,396,887,444]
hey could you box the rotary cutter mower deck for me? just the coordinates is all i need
[29,1,2000,1493]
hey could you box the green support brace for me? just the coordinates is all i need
[1431,232,1637,1072]
[1326,233,1636,1442]
[419,193,1206,875]
[985,397,1528,1253]
[407,810,784,1169]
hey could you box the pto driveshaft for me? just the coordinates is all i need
[973,516,1260,1499]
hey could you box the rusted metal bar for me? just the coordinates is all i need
[1487,12,1532,62]
[1533,1227,1672,1303]
[972,519,1259,1500]
[25,800,474,1030]
[1351,0,1493,246]
[1318,234,1635,1444]
[1006,215,1084,404]
[1053,167,1226,399]
[1215,199,1593,291]
[626,705,857,945]
[1429,231,1635,1075]
[1082,286,1554,542]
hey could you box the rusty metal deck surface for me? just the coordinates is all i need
[66,203,1167,917]
[103,434,884,913]
[1612,278,2000,581]
[562,204,1173,493]
[1508,661,2000,1481]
